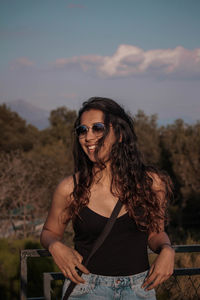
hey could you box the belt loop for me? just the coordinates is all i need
[88,273,94,290]
[130,275,134,287]
[92,273,97,286]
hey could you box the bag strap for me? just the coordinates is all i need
[73,173,77,187]
[63,177,123,299]
[84,199,123,266]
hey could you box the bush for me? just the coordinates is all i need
[0,238,58,300]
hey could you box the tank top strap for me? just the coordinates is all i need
[73,174,77,187]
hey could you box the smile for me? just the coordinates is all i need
[87,145,96,152]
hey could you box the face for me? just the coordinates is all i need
[78,109,116,163]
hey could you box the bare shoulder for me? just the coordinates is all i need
[50,174,78,211]
[54,175,75,200]
[41,175,76,237]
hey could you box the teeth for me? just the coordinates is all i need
[88,145,96,150]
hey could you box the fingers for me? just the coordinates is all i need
[61,268,69,279]
[72,250,89,274]
[144,274,170,290]
[142,251,174,290]
[51,246,89,284]
[142,270,155,290]
[62,266,85,284]
[73,250,83,263]
[142,270,172,290]
[142,265,154,288]
[76,261,90,274]
[65,268,82,284]
[143,275,160,291]
[70,266,85,283]
[61,259,89,284]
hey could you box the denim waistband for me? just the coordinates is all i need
[80,270,148,288]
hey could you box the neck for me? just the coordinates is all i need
[93,163,112,186]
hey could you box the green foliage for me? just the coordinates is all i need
[49,106,77,146]
[134,110,161,165]
[160,119,200,229]
[0,235,76,300]
[0,104,40,152]
[0,150,74,241]
[0,238,64,299]
[0,239,19,299]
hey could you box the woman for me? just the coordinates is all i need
[40,97,175,299]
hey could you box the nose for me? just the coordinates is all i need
[85,127,96,141]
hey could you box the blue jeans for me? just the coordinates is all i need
[62,270,157,299]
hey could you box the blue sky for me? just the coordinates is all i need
[1,0,200,124]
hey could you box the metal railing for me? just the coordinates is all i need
[20,245,200,300]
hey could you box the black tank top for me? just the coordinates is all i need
[73,204,149,276]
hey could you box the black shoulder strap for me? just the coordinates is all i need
[63,199,123,300]
[73,174,77,187]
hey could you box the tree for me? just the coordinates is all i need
[160,119,200,229]
[134,110,161,165]
[0,151,69,238]
[0,104,39,152]
[49,106,77,145]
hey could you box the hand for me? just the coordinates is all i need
[142,246,175,290]
[49,241,89,284]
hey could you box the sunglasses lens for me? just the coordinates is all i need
[76,125,87,137]
[76,123,105,138]
[92,123,105,135]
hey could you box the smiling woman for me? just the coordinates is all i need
[77,109,116,163]
[40,97,175,300]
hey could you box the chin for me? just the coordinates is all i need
[84,149,109,164]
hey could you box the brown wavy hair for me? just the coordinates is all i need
[69,97,173,232]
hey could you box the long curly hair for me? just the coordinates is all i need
[69,97,173,232]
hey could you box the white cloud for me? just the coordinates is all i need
[52,45,200,79]
[53,55,104,72]
[10,57,35,70]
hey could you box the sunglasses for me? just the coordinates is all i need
[75,122,106,138]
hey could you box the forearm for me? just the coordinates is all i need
[40,228,63,251]
[148,231,173,253]
[143,231,175,290]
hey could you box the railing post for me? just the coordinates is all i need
[43,273,52,300]
[20,250,27,300]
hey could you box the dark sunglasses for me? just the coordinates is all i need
[75,122,106,138]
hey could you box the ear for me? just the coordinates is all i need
[119,133,122,143]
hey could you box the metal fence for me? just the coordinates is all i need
[20,245,200,300]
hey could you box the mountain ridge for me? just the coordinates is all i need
[6,99,50,130]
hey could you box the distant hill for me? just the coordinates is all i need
[6,99,50,130]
